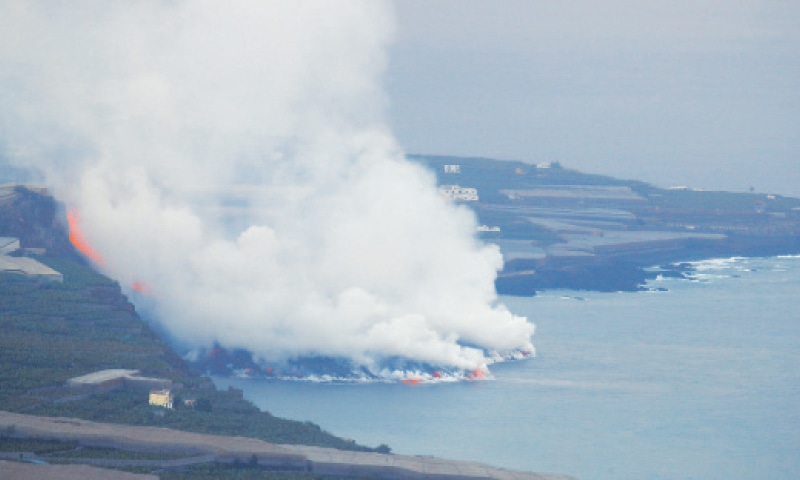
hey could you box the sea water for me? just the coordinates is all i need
[214,256,800,480]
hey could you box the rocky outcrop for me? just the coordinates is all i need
[0,185,78,260]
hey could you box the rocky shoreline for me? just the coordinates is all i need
[496,234,800,295]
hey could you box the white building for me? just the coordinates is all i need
[67,369,172,391]
[149,389,174,409]
[0,238,20,254]
[0,238,63,282]
[439,185,478,202]
[443,164,461,173]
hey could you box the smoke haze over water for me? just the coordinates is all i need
[0,1,533,376]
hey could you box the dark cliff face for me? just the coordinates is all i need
[0,186,80,260]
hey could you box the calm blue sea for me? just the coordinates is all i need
[214,256,800,480]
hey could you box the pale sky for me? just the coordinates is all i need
[387,0,800,196]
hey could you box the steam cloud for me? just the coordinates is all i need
[0,1,534,377]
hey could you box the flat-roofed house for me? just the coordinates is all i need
[149,389,174,409]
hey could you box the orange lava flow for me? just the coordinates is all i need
[131,280,154,296]
[66,209,104,266]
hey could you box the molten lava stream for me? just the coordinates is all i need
[66,209,104,266]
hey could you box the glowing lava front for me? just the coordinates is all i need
[131,280,154,296]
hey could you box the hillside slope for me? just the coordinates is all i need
[0,186,381,453]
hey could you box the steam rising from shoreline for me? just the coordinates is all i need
[0,1,534,375]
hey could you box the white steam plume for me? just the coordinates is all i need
[0,1,534,375]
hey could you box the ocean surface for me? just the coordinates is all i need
[214,256,800,480]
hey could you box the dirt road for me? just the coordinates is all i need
[0,411,576,480]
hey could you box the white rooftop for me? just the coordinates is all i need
[0,255,63,281]
[67,369,141,385]
[0,237,20,255]
[0,237,62,281]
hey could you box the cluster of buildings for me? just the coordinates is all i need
[438,185,479,202]
[439,163,479,202]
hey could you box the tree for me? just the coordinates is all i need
[195,398,212,412]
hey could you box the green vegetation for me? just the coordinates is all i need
[47,446,188,461]
[0,435,79,455]
[0,271,175,409]
[0,434,371,479]
[23,387,364,449]
[160,464,371,480]
[0,257,380,452]
[0,439,187,461]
